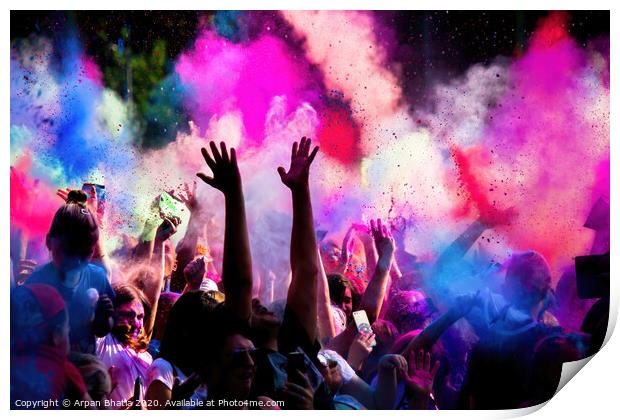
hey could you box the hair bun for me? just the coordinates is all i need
[67,189,88,204]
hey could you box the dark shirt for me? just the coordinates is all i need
[251,304,332,408]
[11,346,87,409]
[277,305,322,364]
[460,322,560,409]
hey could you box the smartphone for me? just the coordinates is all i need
[352,310,377,347]
[159,191,182,220]
[131,376,142,409]
[575,253,609,299]
[82,183,106,216]
[286,351,307,384]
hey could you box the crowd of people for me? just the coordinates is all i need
[10,137,609,410]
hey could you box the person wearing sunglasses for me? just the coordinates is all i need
[201,304,278,410]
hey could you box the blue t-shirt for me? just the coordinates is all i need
[26,262,114,354]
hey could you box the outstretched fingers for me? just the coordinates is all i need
[309,145,319,164]
[430,360,440,378]
[230,147,237,165]
[201,147,216,169]
[209,141,222,163]
[220,141,230,163]
[196,172,215,187]
[417,349,425,371]
[292,141,299,160]
[370,218,387,239]
[424,351,431,372]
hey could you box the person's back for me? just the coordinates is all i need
[460,251,558,409]
[461,322,557,409]
[25,189,114,354]
[11,284,90,409]
[27,262,114,353]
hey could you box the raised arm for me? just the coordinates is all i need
[354,224,378,281]
[278,137,320,342]
[433,207,516,273]
[433,219,487,272]
[317,247,336,342]
[169,182,203,293]
[405,350,440,410]
[338,353,406,409]
[359,219,395,323]
[339,225,355,273]
[197,141,253,322]
[399,293,478,356]
[143,216,181,336]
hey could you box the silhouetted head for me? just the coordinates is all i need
[158,290,218,374]
[152,292,180,341]
[503,251,552,311]
[201,305,256,401]
[46,190,99,270]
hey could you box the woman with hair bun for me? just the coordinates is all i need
[26,189,115,354]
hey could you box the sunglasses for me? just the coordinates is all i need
[229,347,259,365]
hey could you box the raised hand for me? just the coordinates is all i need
[93,294,114,337]
[155,216,181,243]
[353,222,373,243]
[277,137,319,190]
[170,181,200,214]
[404,350,440,397]
[450,291,480,319]
[197,141,241,194]
[340,224,356,267]
[183,257,206,290]
[347,331,376,370]
[370,219,396,260]
[57,186,104,226]
[56,188,71,202]
[379,353,408,379]
[171,372,202,403]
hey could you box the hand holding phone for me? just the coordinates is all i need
[286,352,307,384]
[82,183,106,220]
[159,191,182,220]
[352,310,377,347]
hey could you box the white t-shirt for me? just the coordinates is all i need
[96,333,153,405]
[318,349,356,384]
[145,358,208,408]
[331,304,347,335]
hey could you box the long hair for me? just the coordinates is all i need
[47,190,99,259]
[327,273,352,306]
[112,284,151,352]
